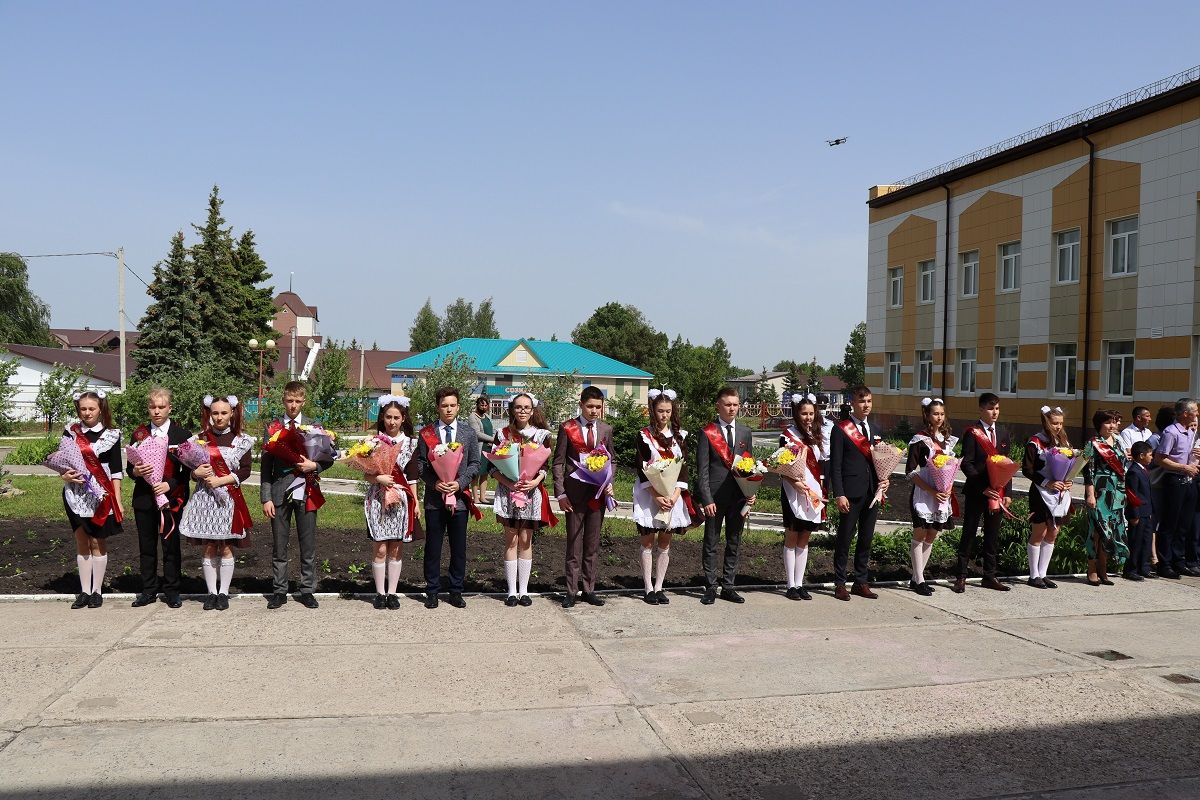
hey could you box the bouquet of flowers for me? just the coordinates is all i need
[1041,447,1083,499]
[44,437,105,501]
[642,456,684,526]
[428,441,465,510]
[264,422,334,512]
[484,441,522,484]
[570,443,619,511]
[175,439,229,505]
[764,444,823,514]
[125,437,170,510]
[921,452,960,506]
[510,441,552,509]
[868,442,905,508]
[986,454,1023,520]
[732,452,768,517]
[341,436,403,509]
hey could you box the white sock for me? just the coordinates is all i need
[910,538,924,583]
[1027,543,1041,579]
[372,561,386,595]
[77,554,92,594]
[504,559,518,597]
[386,559,402,595]
[1039,541,1056,578]
[654,548,670,592]
[795,546,809,588]
[784,546,797,588]
[218,558,234,595]
[517,558,532,596]
[201,557,218,595]
[640,546,654,593]
[91,555,107,594]
[920,541,933,578]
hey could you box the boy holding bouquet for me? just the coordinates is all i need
[955,392,1012,593]
[553,386,614,608]
[261,381,333,609]
[696,387,756,605]
[829,385,887,600]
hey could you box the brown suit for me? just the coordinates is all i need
[553,417,613,594]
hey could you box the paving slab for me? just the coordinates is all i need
[41,641,626,722]
[125,594,579,647]
[592,621,1092,705]
[999,775,1200,799]
[0,602,152,648]
[0,706,703,800]
[991,609,1200,669]
[643,671,1200,800]
[902,579,1200,621]
[564,590,958,640]
[0,648,105,728]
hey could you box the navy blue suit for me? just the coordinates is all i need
[1124,462,1154,577]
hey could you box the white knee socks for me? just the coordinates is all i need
[517,558,532,596]
[654,548,670,591]
[910,538,925,583]
[201,557,218,595]
[90,554,107,594]
[794,546,808,588]
[372,560,386,595]
[784,547,797,588]
[1038,541,1056,578]
[641,546,654,593]
[77,554,92,594]
[1027,543,1040,578]
[218,558,234,595]
[505,559,519,597]
[387,559,402,595]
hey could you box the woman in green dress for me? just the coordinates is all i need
[1082,408,1130,586]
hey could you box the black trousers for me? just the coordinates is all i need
[957,491,1000,578]
[424,503,469,594]
[834,494,876,585]
[1125,515,1152,576]
[702,501,746,588]
[1158,476,1196,568]
[135,506,181,594]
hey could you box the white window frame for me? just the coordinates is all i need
[918,259,935,304]
[960,250,979,298]
[957,348,976,394]
[1106,340,1135,398]
[888,267,903,308]
[1109,216,1138,277]
[1055,228,1080,284]
[1052,343,1077,397]
[887,352,901,391]
[916,350,933,393]
[999,241,1021,292]
[996,345,1018,395]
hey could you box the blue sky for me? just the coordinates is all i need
[4,1,1199,370]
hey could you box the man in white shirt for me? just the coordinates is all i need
[1118,406,1153,453]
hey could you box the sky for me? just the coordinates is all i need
[4,1,1200,371]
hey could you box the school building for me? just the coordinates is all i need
[865,65,1200,439]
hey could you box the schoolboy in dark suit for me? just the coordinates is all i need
[955,392,1012,592]
[1124,441,1156,581]
[696,386,756,605]
[829,385,887,600]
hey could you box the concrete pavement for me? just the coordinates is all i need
[3,577,1200,799]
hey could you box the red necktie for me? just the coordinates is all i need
[585,422,595,450]
[289,419,298,431]
[989,427,996,447]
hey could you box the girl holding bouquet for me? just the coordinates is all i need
[778,394,825,601]
[363,396,419,610]
[1022,407,1074,588]
[905,398,958,596]
[633,388,693,605]
[490,393,554,607]
[59,391,124,610]
[1082,409,1130,586]
[178,396,254,611]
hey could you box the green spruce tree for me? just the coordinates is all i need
[191,186,244,381]
[409,299,442,351]
[472,297,500,338]
[231,229,276,379]
[134,232,209,379]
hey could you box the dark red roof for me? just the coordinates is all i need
[3,343,137,384]
[272,291,318,320]
[50,328,140,349]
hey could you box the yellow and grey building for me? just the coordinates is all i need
[866,65,1200,438]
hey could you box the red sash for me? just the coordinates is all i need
[502,426,558,527]
[640,427,697,523]
[562,419,591,454]
[837,420,873,459]
[703,423,735,468]
[134,424,186,538]
[71,425,123,526]
[420,426,483,520]
[968,426,999,457]
[204,434,252,535]
[1093,439,1141,509]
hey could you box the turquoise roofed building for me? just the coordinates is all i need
[386,338,652,400]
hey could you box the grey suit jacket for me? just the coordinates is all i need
[415,420,480,510]
[695,420,754,506]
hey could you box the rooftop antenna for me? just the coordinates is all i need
[289,271,294,292]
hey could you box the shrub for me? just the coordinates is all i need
[6,435,58,465]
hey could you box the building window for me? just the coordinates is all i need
[918,260,935,304]
[916,350,933,393]
[1109,216,1138,276]
[957,348,976,394]
[999,242,1021,291]
[960,251,979,298]
[1052,344,1077,396]
[888,267,903,308]
[1055,229,1080,283]
[995,346,1018,394]
[1106,341,1135,397]
[887,353,901,391]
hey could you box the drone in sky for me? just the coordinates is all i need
[826,137,848,146]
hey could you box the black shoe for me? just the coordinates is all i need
[1099,577,1114,586]
[203,594,218,611]
[505,595,519,607]
[267,593,286,609]
[785,587,801,601]
[88,592,103,608]
[373,594,387,610]
[1042,577,1058,588]
[217,593,230,611]
[1141,571,1158,580]
[581,591,605,606]
[701,587,717,605]
[911,581,934,596]
[1179,566,1200,577]
[797,587,812,600]
[643,591,659,605]
[425,593,439,609]
[1159,568,1181,579]
[298,594,319,609]
[518,595,533,607]
[924,582,937,592]
[448,593,467,608]
[655,590,669,605]
[1123,572,1145,582]
[719,587,745,604]
[1027,577,1047,589]
[71,593,89,610]
[131,593,157,608]
[386,594,401,610]
[561,593,576,608]
[165,593,182,608]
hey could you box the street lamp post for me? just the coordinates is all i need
[248,338,277,412]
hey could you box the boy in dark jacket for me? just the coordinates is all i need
[1124,441,1156,581]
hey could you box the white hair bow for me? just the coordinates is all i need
[1040,405,1063,415]
[202,394,239,409]
[72,392,82,401]
[379,393,410,408]
[648,388,677,401]
[524,393,539,407]
[791,393,815,404]
[921,397,944,407]
[73,390,107,401]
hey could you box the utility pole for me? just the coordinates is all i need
[117,247,126,391]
